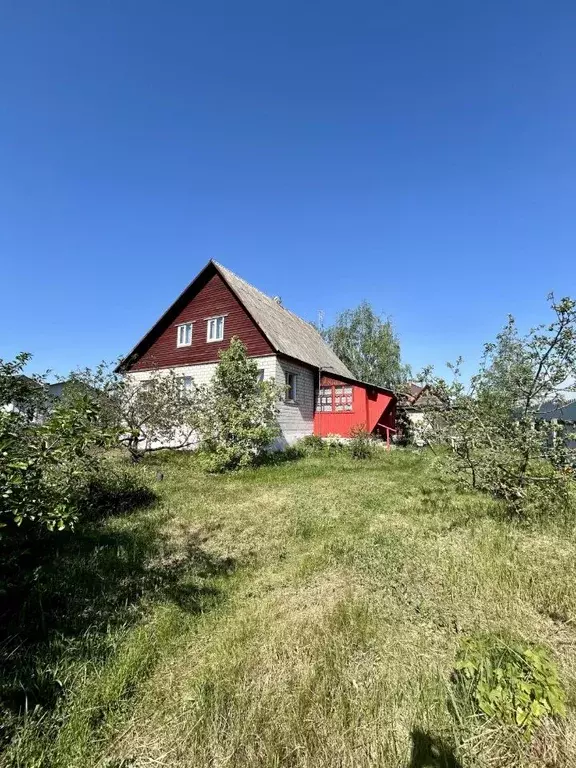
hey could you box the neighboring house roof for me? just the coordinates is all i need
[117,260,354,379]
[398,382,445,410]
[537,399,576,422]
[47,381,96,398]
[47,382,67,398]
[398,382,426,405]
[407,383,425,401]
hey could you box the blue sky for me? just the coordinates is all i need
[1,1,575,380]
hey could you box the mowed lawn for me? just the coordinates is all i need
[5,450,576,767]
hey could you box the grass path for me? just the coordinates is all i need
[5,450,576,767]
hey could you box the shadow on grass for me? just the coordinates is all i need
[407,729,462,768]
[0,480,235,748]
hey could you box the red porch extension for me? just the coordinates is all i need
[313,374,396,444]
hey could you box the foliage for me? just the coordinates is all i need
[298,434,326,453]
[324,433,347,452]
[0,355,118,533]
[65,363,198,462]
[454,633,566,737]
[349,424,375,459]
[394,405,414,446]
[255,443,307,466]
[0,352,53,425]
[68,341,280,470]
[319,301,411,388]
[194,337,281,472]
[423,295,576,518]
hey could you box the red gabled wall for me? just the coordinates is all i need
[127,270,273,371]
[366,389,395,433]
[314,374,395,438]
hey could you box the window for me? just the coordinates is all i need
[285,371,297,402]
[177,323,193,347]
[180,376,193,391]
[316,386,333,412]
[206,316,225,342]
[315,384,353,412]
[335,385,353,411]
[257,368,265,383]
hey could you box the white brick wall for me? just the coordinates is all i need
[125,354,315,447]
[126,355,279,389]
[274,358,315,444]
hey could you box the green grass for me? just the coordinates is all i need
[2,449,576,767]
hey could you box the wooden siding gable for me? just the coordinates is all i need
[124,267,274,371]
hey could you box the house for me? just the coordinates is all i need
[116,260,396,446]
[1,375,43,418]
[537,399,576,450]
[2,378,92,421]
[397,383,445,445]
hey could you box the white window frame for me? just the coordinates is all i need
[285,371,297,402]
[206,315,225,342]
[257,368,265,383]
[176,322,193,347]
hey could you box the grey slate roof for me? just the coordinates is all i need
[537,399,576,422]
[213,262,354,378]
[213,261,354,378]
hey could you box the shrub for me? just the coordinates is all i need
[325,434,346,452]
[0,353,154,534]
[453,633,566,737]
[349,425,375,460]
[298,435,325,453]
[282,444,306,461]
[254,443,306,467]
[194,337,282,472]
[1,392,117,532]
[423,295,576,519]
[63,363,198,462]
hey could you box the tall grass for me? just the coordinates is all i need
[1,450,575,766]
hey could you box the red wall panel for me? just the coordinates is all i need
[127,271,273,371]
[314,374,395,438]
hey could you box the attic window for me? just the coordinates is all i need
[177,323,193,347]
[207,316,225,342]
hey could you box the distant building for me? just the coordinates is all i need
[398,383,446,445]
[537,399,576,449]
